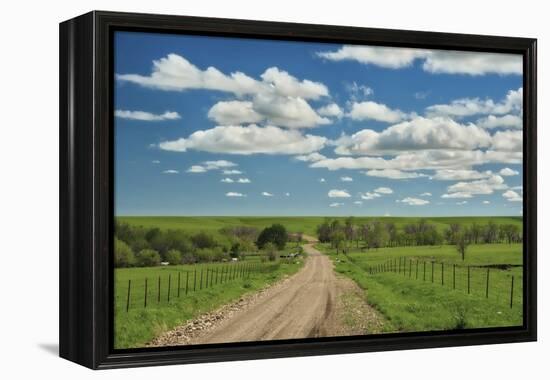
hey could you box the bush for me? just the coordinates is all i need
[230,242,241,258]
[191,232,218,249]
[256,224,288,250]
[135,249,161,267]
[182,252,196,264]
[263,242,278,262]
[115,238,135,267]
[165,249,182,265]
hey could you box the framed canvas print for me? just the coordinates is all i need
[59,11,537,369]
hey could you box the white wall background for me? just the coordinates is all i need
[0,0,546,378]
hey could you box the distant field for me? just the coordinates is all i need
[318,243,523,332]
[117,216,523,237]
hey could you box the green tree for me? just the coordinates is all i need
[369,220,389,249]
[316,221,332,243]
[456,233,470,261]
[230,242,241,258]
[165,249,182,265]
[191,232,217,249]
[263,242,278,261]
[135,249,161,267]
[114,238,135,267]
[331,230,346,254]
[256,224,288,250]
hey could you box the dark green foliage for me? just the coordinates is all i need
[316,221,332,243]
[230,242,241,258]
[165,249,182,265]
[256,224,288,250]
[191,231,218,249]
[135,249,161,267]
[115,238,135,268]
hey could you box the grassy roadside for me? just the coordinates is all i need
[115,257,304,349]
[319,244,523,333]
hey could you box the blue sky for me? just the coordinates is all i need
[114,31,523,216]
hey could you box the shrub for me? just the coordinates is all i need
[182,252,196,264]
[230,242,241,258]
[135,249,161,267]
[191,232,217,249]
[256,224,288,250]
[115,238,135,267]
[263,242,278,262]
[165,249,182,265]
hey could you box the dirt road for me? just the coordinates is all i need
[149,238,384,346]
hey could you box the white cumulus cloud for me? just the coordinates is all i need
[328,189,351,198]
[115,109,181,121]
[502,190,523,202]
[226,192,245,197]
[476,114,522,129]
[374,187,393,194]
[162,169,179,174]
[348,101,408,123]
[262,192,274,197]
[317,103,344,118]
[329,202,344,207]
[426,88,522,118]
[398,197,430,206]
[340,176,353,182]
[159,125,327,155]
[360,192,381,200]
[295,152,327,162]
[364,169,427,179]
[500,167,520,176]
[317,46,522,76]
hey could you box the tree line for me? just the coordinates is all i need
[316,217,522,255]
[114,221,291,268]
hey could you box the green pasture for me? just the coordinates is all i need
[114,257,304,349]
[319,243,523,332]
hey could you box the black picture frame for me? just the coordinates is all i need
[59,10,537,369]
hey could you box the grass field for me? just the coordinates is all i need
[115,215,524,346]
[319,243,523,332]
[118,215,523,237]
[115,256,304,349]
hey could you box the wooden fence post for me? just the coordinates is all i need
[416,260,419,279]
[441,263,444,286]
[193,269,197,291]
[409,259,412,277]
[177,272,181,298]
[431,261,434,283]
[144,278,148,308]
[398,258,401,274]
[423,261,426,281]
[205,268,209,288]
[485,268,490,298]
[200,269,203,290]
[467,266,471,294]
[453,264,456,290]
[510,276,514,308]
[157,276,161,303]
[185,271,189,295]
[126,279,131,312]
[167,274,171,302]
